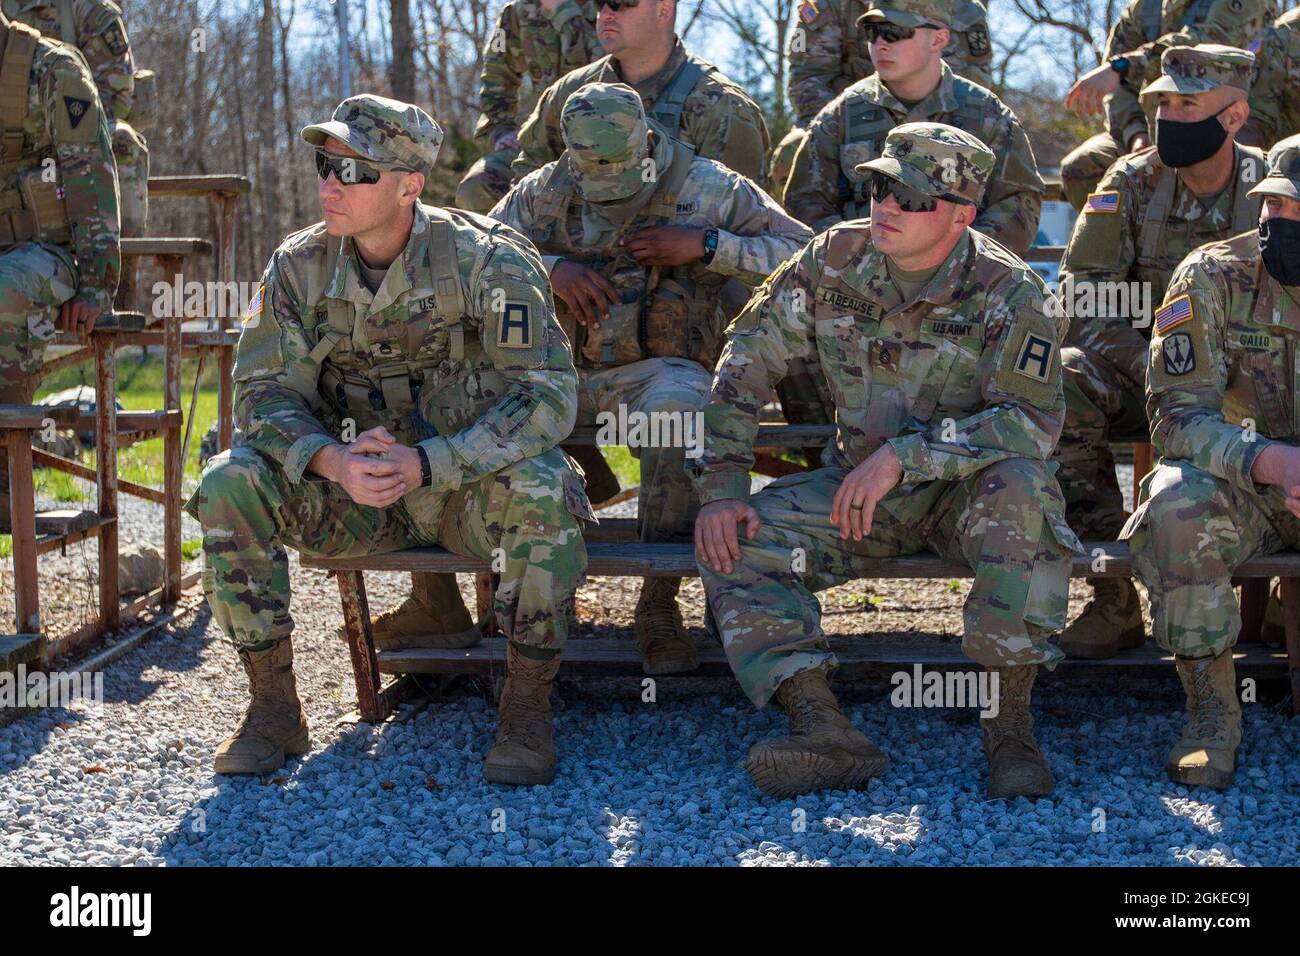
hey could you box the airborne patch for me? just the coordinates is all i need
[497,302,532,348]
[63,96,91,129]
[1014,332,1054,383]
[1162,331,1195,376]
[816,286,880,319]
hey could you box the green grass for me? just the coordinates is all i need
[181,537,203,560]
[0,537,10,559]
[36,351,221,491]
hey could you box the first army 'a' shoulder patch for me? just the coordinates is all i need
[497,302,532,348]
[1015,332,1054,383]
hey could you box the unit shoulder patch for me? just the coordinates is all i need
[1161,331,1196,376]
[63,96,91,129]
[1014,332,1054,383]
[103,21,128,56]
[497,301,533,348]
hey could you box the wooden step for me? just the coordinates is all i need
[34,509,98,536]
[377,636,1290,679]
[121,237,212,258]
[0,634,44,672]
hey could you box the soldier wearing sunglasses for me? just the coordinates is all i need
[186,95,591,788]
[771,0,992,199]
[691,123,1078,801]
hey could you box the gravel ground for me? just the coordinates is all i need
[4,460,1298,867]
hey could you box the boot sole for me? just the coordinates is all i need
[213,728,311,776]
[483,763,556,786]
[1166,763,1234,790]
[987,773,1056,799]
[745,745,889,799]
[372,625,483,651]
[641,654,700,676]
[1059,625,1146,660]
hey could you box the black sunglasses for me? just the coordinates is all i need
[599,0,639,10]
[314,149,413,185]
[870,172,944,213]
[864,22,939,44]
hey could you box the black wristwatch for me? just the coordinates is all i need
[701,228,719,265]
[416,444,433,488]
[1109,56,1130,79]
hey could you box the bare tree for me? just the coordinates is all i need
[391,0,415,100]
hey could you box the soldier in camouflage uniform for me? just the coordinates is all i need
[3,0,150,237]
[454,0,600,214]
[0,8,119,530]
[779,0,1043,436]
[184,95,591,787]
[691,123,1080,799]
[510,0,771,189]
[1055,45,1260,659]
[1061,0,1269,211]
[771,0,993,196]
[1121,134,1300,789]
[1243,6,1300,149]
[492,83,810,674]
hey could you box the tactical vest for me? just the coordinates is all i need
[646,56,706,139]
[311,208,472,440]
[532,136,721,369]
[836,79,988,218]
[1134,145,1264,289]
[1141,0,1221,42]
[0,18,71,246]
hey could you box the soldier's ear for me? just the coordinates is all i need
[398,171,425,206]
[1221,97,1250,136]
[932,27,950,53]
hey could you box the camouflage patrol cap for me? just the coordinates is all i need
[301,94,443,181]
[1140,44,1255,98]
[859,0,952,29]
[560,82,651,203]
[1248,133,1300,201]
[856,122,994,206]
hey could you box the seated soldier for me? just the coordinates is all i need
[691,123,1080,800]
[185,95,591,788]
[1053,44,1261,659]
[491,82,811,674]
[1123,134,1300,790]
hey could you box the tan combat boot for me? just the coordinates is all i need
[483,644,560,786]
[744,669,889,798]
[214,638,311,775]
[368,572,481,650]
[982,665,1056,799]
[1168,650,1242,790]
[634,577,699,675]
[1058,577,1144,659]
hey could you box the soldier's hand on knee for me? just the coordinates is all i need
[59,296,101,337]
[695,499,762,575]
[551,260,618,329]
[1250,445,1300,518]
[830,444,902,541]
[622,227,706,267]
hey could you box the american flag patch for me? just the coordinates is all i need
[799,0,819,23]
[1084,190,1120,214]
[242,284,264,325]
[1154,293,1194,334]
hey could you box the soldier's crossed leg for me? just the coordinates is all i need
[455,147,518,215]
[1126,460,1300,658]
[187,445,587,652]
[700,458,1074,709]
[1060,131,1123,211]
[576,356,711,542]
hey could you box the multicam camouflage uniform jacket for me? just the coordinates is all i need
[788,0,993,125]
[1147,229,1300,495]
[784,64,1043,253]
[474,0,600,149]
[232,202,578,490]
[1245,7,1300,148]
[687,222,1069,505]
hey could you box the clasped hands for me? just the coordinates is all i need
[311,426,423,508]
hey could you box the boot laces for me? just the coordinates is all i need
[498,681,550,749]
[641,601,684,643]
[1188,667,1228,740]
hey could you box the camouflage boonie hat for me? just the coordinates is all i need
[301,94,443,181]
[1140,44,1255,98]
[856,121,994,206]
[1248,133,1300,201]
[859,0,952,29]
[560,82,651,203]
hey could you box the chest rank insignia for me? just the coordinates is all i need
[498,302,532,348]
[1162,331,1195,375]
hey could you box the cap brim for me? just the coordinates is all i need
[571,155,645,203]
[858,9,936,28]
[1140,75,1219,97]
[301,121,384,162]
[1248,176,1300,201]
[855,157,946,197]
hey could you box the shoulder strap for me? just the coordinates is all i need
[422,206,467,360]
[57,0,76,44]
[642,136,696,219]
[1138,162,1177,263]
[952,81,989,141]
[842,95,895,148]
[1232,148,1265,235]
[646,56,706,135]
[0,20,38,162]
[534,156,577,225]
[1141,0,1162,40]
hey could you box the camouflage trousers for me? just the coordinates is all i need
[184,444,590,653]
[699,458,1077,709]
[1124,460,1300,657]
[1054,344,1147,538]
[1060,131,1124,211]
[0,242,75,386]
[112,122,149,238]
[455,146,517,215]
[769,124,805,208]
[577,356,710,541]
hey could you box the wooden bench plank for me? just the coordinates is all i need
[121,238,212,257]
[34,509,98,536]
[148,175,251,197]
[377,636,1290,679]
[0,634,44,672]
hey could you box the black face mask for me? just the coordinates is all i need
[1260,215,1300,287]
[1155,105,1230,168]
